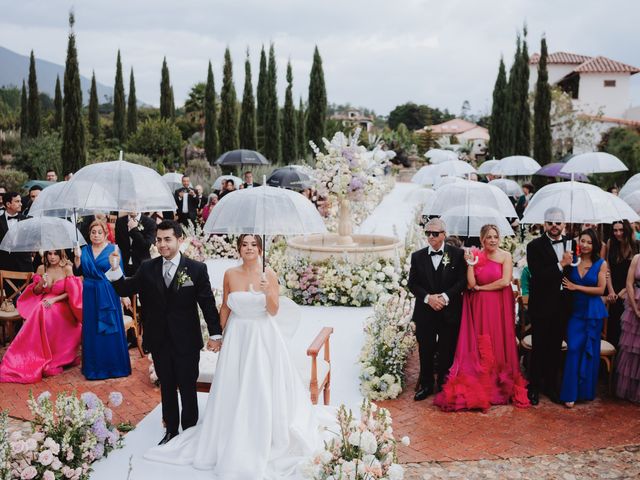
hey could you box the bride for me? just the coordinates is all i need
[144,234,324,479]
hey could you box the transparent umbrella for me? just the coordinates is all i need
[492,156,542,176]
[162,172,184,191]
[425,149,458,164]
[213,175,243,191]
[405,187,436,209]
[430,179,517,217]
[27,182,95,218]
[435,160,476,178]
[489,178,524,198]
[619,173,640,199]
[560,152,628,175]
[440,205,515,237]
[51,155,176,212]
[521,181,639,224]
[623,191,640,214]
[411,165,440,186]
[433,176,467,189]
[477,159,500,175]
[0,217,87,252]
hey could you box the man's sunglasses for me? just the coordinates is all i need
[545,221,563,226]
[425,230,444,237]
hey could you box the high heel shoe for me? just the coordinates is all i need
[564,401,575,409]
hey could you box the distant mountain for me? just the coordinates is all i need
[0,45,113,104]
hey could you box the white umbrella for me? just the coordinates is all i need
[411,165,440,186]
[477,159,500,175]
[0,217,87,252]
[405,187,436,210]
[489,179,524,198]
[622,191,640,214]
[441,205,515,237]
[492,156,542,176]
[51,157,176,213]
[619,173,640,199]
[27,182,95,218]
[560,152,628,175]
[425,149,458,164]
[430,179,517,217]
[162,172,185,191]
[213,175,243,191]
[521,181,639,224]
[433,176,467,189]
[435,160,476,178]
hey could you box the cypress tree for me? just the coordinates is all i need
[239,50,257,150]
[204,60,218,164]
[489,57,508,159]
[53,75,63,130]
[27,50,41,138]
[61,12,86,175]
[505,36,521,155]
[113,50,126,143]
[306,46,327,150]
[533,37,552,165]
[88,71,100,144]
[256,46,268,151]
[127,68,138,135]
[297,97,306,158]
[515,27,531,155]
[263,43,280,163]
[20,81,28,139]
[281,61,297,163]
[160,57,172,119]
[170,86,175,120]
[218,47,238,153]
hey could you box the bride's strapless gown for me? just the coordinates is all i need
[144,291,327,479]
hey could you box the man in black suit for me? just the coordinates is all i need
[174,176,198,227]
[242,171,261,189]
[526,207,574,405]
[408,218,467,400]
[22,185,42,217]
[0,192,33,273]
[107,220,222,444]
[115,212,157,277]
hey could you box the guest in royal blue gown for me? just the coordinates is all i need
[74,219,131,380]
[560,229,608,408]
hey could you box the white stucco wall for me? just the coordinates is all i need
[529,64,577,90]
[577,73,631,118]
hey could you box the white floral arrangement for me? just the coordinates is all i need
[0,391,124,480]
[500,229,536,268]
[299,400,408,480]
[359,290,416,401]
[182,223,238,262]
[0,412,10,480]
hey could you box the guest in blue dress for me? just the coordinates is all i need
[560,229,608,408]
[74,219,131,380]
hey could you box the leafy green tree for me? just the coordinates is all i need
[489,58,508,158]
[599,127,640,189]
[184,82,206,117]
[127,68,138,135]
[27,50,41,138]
[218,47,238,153]
[61,11,86,174]
[281,61,297,163]
[297,97,306,158]
[127,118,182,163]
[20,81,28,139]
[204,61,218,164]
[533,37,552,165]
[88,71,100,146]
[256,46,268,150]
[263,44,280,162]
[15,132,63,179]
[306,46,327,149]
[505,35,521,155]
[113,50,126,143]
[160,57,172,120]
[387,102,454,131]
[239,50,257,150]
[170,86,176,120]
[53,75,62,130]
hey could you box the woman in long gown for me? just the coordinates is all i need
[434,224,530,411]
[615,253,640,403]
[144,234,325,479]
[0,250,82,383]
[560,229,608,408]
[74,219,131,380]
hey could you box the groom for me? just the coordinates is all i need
[107,220,222,444]
[408,218,466,401]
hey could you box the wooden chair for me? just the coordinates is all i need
[305,327,334,405]
[0,270,33,345]
[122,294,144,357]
[600,317,616,394]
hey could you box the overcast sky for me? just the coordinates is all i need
[1,0,638,116]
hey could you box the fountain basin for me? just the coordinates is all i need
[287,234,403,262]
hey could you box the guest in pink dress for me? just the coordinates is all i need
[0,250,82,383]
[435,224,530,411]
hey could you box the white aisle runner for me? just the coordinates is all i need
[90,180,421,479]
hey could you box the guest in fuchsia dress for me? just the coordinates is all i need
[435,224,530,411]
[0,250,82,383]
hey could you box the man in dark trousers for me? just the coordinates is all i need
[526,207,574,405]
[0,192,33,273]
[107,220,222,444]
[174,176,198,227]
[408,218,467,400]
[115,212,157,277]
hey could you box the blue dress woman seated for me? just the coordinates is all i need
[74,219,131,380]
[560,229,608,408]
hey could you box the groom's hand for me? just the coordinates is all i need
[207,338,222,352]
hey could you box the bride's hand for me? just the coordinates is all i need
[207,338,222,352]
[259,274,269,292]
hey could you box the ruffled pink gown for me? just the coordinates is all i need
[0,275,83,383]
[434,251,530,411]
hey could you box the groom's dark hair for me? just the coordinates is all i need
[157,220,184,239]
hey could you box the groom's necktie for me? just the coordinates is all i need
[163,261,173,288]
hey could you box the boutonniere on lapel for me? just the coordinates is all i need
[442,253,451,268]
[175,268,193,289]
[137,223,144,232]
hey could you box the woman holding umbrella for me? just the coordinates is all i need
[74,219,131,380]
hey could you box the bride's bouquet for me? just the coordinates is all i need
[299,400,408,480]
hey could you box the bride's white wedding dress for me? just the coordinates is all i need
[144,290,326,479]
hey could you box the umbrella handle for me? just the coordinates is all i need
[466,256,478,266]
[570,257,581,267]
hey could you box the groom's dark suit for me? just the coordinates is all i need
[408,244,466,389]
[110,254,221,434]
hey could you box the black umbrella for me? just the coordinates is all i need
[266,166,311,190]
[215,149,270,166]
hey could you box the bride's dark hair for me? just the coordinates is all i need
[236,234,263,254]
